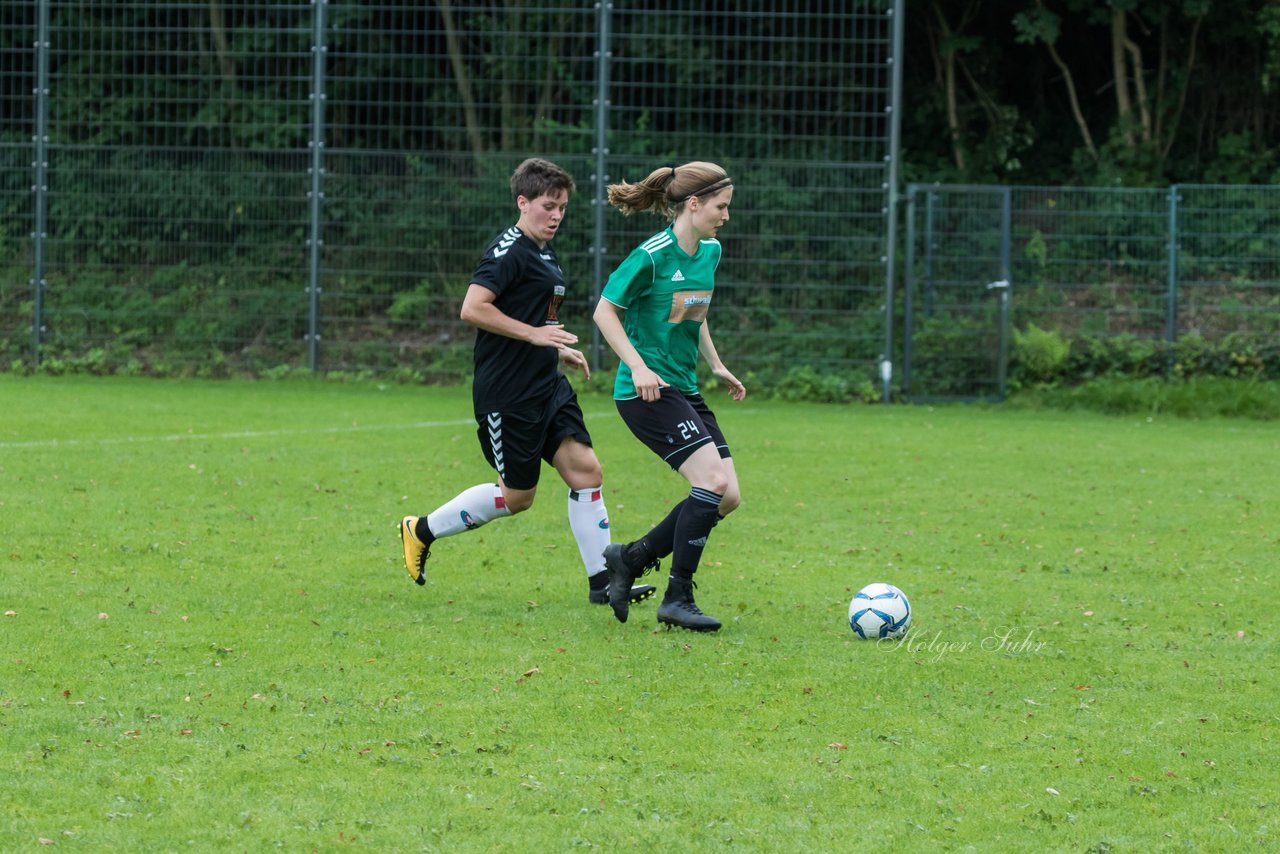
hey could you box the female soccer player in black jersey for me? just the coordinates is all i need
[399,158,654,608]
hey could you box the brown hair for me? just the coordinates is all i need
[606,161,732,219]
[511,157,576,202]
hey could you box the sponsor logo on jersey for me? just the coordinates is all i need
[667,289,713,323]
[545,284,565,325]
[671,269,685,282]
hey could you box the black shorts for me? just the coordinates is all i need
[476,375,591,491]
[615,388,731,471]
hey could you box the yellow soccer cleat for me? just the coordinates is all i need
[399,516,432,586]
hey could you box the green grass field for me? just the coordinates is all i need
[2,374,1276,851]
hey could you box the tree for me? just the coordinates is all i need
[1012,0,1210,180]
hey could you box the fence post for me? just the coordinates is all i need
[995,186,1012,399]
[305,0,329,372]
[901,185,917,396]
[879,0,906,403]
[31,0,51,367]
[1165,184,1179,348]
[923,188,935,316]
[589,1,613,372]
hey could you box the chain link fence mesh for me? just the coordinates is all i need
[2,1,898,391]
[904,184,1280,399]
[4,3,1277,398]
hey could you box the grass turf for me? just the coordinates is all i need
[1,374,1276,850]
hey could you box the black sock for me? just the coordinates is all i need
[414,518,434,543]
[642,498,687,561]
[670,488,722,580]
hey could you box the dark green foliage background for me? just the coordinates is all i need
[2,2,1278,394]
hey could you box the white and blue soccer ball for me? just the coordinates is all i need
[848,582,912,639]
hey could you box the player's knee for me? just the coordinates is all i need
[719,491,741,515]
[557,442,602,488]
[573,459,603,487]
[700,469,730,498]
[502,488,536,514]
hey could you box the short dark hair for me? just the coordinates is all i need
[511,158,576,202]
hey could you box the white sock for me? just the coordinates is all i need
[426,483,511,539]
[568,485,610,577]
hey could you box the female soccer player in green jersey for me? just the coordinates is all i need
[593,161,746,632]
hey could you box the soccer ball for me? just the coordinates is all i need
[848,582,911,639]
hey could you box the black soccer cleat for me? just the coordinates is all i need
[602,541,659,623]
[656,578,721,632]
[589,582,657,607]
[603,544,633,623]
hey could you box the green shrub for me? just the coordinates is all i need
[1011,322,1069,385]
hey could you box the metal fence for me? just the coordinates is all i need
[0,0,903,392]
[902,184,1280,400]
[5,4,1276,403]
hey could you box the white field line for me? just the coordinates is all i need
[0,417,478,450]
[0,408,760,451]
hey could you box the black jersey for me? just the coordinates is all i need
[469,226,568,411]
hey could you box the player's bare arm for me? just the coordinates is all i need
[461,283,579,348]
[594,298,668,401]
[698,322,746,400]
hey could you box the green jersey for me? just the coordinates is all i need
[601,227,722,399]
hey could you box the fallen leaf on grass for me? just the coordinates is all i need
[828,742,847,750]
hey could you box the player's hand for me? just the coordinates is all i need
[528,324,579,349]
[632,366,669,402]
[713,365,746,401]
[558,346,590,381]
